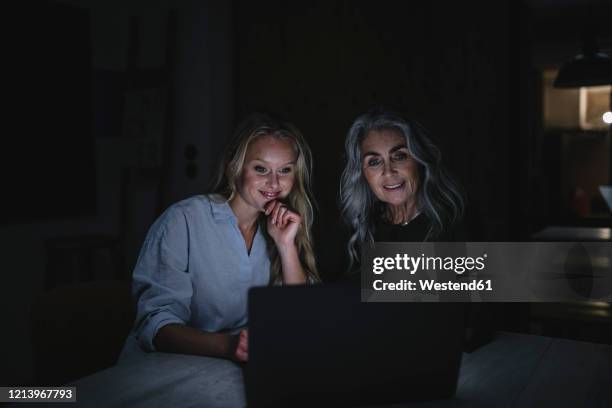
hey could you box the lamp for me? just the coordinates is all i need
[553,37,612,88]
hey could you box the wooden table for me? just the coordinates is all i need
[34,332,612,407]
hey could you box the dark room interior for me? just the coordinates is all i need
[1,0,611,406]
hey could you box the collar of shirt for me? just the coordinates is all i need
[209,196,236,223]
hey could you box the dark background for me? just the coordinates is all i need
[1,0,611,386]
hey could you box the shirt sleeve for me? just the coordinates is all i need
[131,206,192,352]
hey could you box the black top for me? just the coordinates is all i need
[373,212,467,243]
[369,211,495,352]
[337,212,465,285]
[374,212,430,242]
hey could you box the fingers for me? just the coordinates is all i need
[234,330,248,363]
[264,201,301,229]
[263,200,277,215]
[272,202,287,226]
[277,207,298,228]
[239,329,248,347]
[235,347,248,363]
[264,200,285,225]
[265,201,286,226]
[275,206,287,226]
[280,208,300,228]
[237,340,247,355]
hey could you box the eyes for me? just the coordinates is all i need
[367,157,382,167]
[253,165,293,175]
[365,151,410,168]
[392,152,409,162]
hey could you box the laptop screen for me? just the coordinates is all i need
[600,186,612,212]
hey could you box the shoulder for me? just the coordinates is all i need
[165,194,227,222]
[171,194,212,217]
[150,195,213,237]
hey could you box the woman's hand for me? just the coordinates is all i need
[155,324,249,363]
[264,200,301,250]
[231,329,248,363]
[263,200,307,284]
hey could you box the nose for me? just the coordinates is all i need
[266,172,279,189]
[382,160,397,176]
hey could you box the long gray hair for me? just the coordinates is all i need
[340,108,465,268]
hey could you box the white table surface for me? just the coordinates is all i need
[27,332,612,408]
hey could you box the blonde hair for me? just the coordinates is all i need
[211,113,319,284]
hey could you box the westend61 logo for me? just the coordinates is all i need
[362,242,612,302]
[372,253,488,275]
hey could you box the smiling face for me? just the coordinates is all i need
[361,129,420,207]
[236,135,297,212]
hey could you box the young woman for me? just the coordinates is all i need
[119,113,319,363]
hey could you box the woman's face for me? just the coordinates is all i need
[238,135,297,211]
[361,129,419,207]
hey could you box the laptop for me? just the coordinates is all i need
[600,186,612,212]
[245,284,466,407]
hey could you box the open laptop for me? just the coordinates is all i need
[600,186,612,212]
[245,284,466,407]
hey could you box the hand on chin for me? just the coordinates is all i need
[263,200,301,249]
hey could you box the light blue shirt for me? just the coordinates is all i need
[123,194,270,355]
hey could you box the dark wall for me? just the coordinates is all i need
[234,0,524,279]
[0,0,235,385]
[3,1,96,224]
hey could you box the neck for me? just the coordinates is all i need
[228,195,260,230]
[386,199,418,225]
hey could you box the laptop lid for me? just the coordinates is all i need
[245,284,465,407]
[600,186,612,212]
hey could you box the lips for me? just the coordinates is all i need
[260,190,281,199]
[383,181,405,191]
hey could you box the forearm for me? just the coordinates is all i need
[153,323,235,359]
[278,244,307,284]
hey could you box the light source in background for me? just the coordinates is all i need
[543,69,610,130]
[579,85,611,130]
[604,111,612,124]
[554,37,612,88]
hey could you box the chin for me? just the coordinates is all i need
[385,195,412,207]
[385,199,404,207]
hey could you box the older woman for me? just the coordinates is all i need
[340,108,465,269]
[338,110,494,350]
[119,113,319,364]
